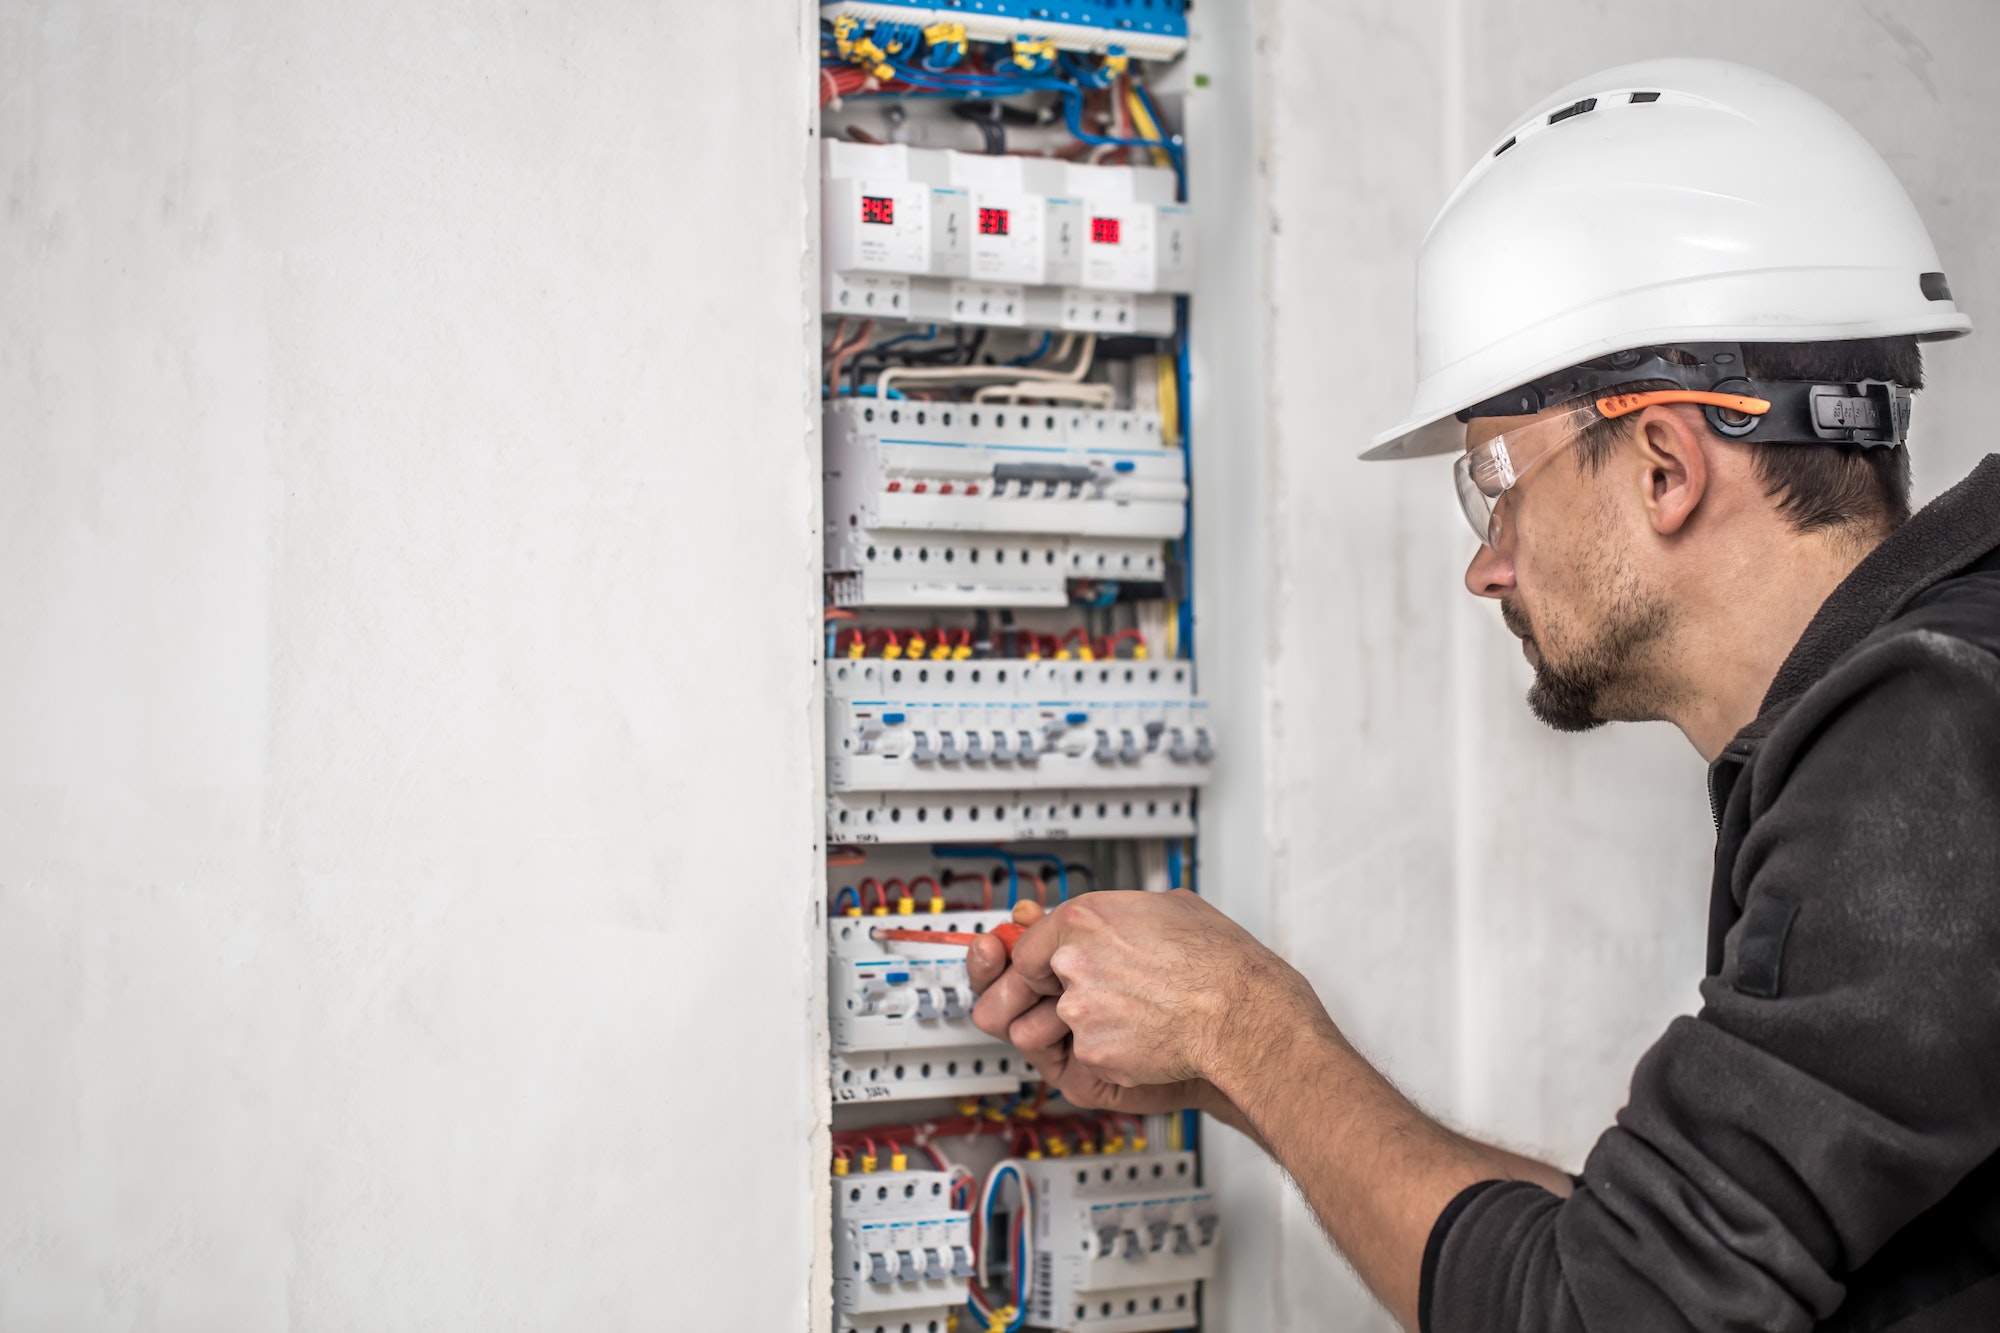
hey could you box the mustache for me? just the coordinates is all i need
[1500,597,1535,642]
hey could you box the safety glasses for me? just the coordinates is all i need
[1453,405,1599,548]
[1453,390,1771,546]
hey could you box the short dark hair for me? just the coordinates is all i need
[1571,337,1921,534]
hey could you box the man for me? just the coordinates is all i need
[966,59,2000,1332]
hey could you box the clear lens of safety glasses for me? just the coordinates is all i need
[1453,406,1600,546]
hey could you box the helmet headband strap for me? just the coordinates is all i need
[1456,342,1913,449]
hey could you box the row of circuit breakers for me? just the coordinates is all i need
[825,142,1191,335]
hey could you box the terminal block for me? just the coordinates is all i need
[832,1043,1034,1104]
[828,787,1195,844]
[833,1167,973,1333]
[827,657,1214,794]
[820,0,1190,62]
[1025,1152,1218,1332]
[827,533,1166,609]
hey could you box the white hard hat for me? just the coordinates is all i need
[1364,57,1971,461]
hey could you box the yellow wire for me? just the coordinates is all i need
[1155,355,1180,448]
[1124,88,1173,169]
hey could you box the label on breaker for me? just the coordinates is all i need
[1061,287,1137,333]
[828,271,912,318]
[951,280,1027,327]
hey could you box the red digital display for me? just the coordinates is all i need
[861,195,896,226]
[978,207,1011,237]
[1090,216,1121,245]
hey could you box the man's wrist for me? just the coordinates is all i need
[1200,960,1342,1115]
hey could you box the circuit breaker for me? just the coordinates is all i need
[1025,1153,1219,1333]
[826,657,1214,794]
[834,1167,975,1333]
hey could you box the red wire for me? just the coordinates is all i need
[886,877,912,907]
[860,877,888,913]
[909,875,941,906]
[944,870,993,910]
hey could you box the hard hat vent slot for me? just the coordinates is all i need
[1629,91,1662,104]
[1548,97,1598,126]
[1921,272,1954,302]
[1492,136,1517,158]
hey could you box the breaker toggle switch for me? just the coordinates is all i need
[1093,729,1116,763]
[1172,1223,1196,1256]
[939,730,963,763]
[990,730,1012,762]
[1117,728,1143,762]
[950,1246,976,1278]
[923,1248,948,1281]
[914,988,941,1020]
[858,974,915,1018]
[1147,1221,1170,1253]
[1095,1225,1121,1256]
[1198,1215,1220,1246]
[911,731,938,763]
[1194,727,1215,763]
[1120,1228,1145,1261]
[868,1253,894,1286]
[1016,730,1039,761]
[964,730,988,761]
[1167,727,1192,761]
[940,985,968,1019]
[896,1250,921,1282]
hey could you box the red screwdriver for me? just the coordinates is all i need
[872,921,1028,956]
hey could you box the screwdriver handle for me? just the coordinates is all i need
[873,921,1027,957]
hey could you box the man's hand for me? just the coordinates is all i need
[966,889,1572,1330]
[964,891,1318,1124]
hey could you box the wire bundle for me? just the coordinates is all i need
[966,1159,1035,1332]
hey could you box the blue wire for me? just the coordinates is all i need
[823,384,907,398]
[1007,330,1053,365]
[872,323,938,352]
[832,885,860,914]
[1173,294,1194,663]
[932,845,1020,906]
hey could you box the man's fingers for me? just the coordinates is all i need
[965,934,1008,992]
[1008,898,1090,993]
[1007,996,1070,1053]
[971,966,1044,1041]
[968,900,1046,992]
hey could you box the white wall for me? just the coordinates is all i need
[0,3,826,1329]
[1196,1,2000,1328]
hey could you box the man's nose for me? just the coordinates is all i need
[1465,541,1514,600]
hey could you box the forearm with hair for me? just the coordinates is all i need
[1206,961,1572,1329]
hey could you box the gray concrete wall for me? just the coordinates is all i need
[1194,1,2000,1327]
[0,2,827,1327]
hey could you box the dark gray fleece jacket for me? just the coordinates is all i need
[1422,455,2000,1333]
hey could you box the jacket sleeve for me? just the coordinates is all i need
[1425,628,2000,1333]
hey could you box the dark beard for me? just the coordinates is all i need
[1502,593,1670,733]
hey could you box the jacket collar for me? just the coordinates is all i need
[1719,453,2000,758]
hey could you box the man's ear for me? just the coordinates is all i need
[1632,405,1709,537]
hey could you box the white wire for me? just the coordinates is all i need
[876,334,1096,400]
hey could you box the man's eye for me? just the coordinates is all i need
[1470,455,1509,498]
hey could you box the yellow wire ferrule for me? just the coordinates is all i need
[896,897,914,915]
[891,1150,908,1171]
[860,1152,878,1173]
